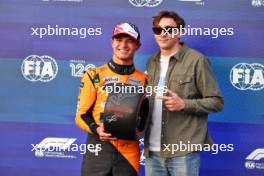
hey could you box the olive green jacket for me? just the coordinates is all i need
[144,44,224,157]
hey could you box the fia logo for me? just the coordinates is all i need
[230,63,264,91]
[245,161,256,169]
[21,55,58,82]
[129,0,163,7]
[251,0,263,7]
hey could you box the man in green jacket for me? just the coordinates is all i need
[144,10,224,176]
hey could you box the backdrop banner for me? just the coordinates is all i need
[0,0,263,176]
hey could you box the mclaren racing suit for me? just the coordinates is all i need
[75,60,147,176]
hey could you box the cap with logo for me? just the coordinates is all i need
[112,22,140,42]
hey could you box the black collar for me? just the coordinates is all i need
[107,60,135,75]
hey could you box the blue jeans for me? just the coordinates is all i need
[145,151,200,176]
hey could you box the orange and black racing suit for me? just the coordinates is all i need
[75,60,147,176]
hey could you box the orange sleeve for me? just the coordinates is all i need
[75,70,97,134]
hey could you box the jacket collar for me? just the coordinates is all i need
[152,43,188,62]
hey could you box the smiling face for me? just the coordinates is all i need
[154,17,181,54]
[112,34,140,65]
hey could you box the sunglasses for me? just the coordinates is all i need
[152,26,178,35]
